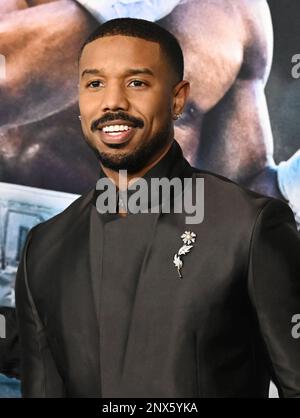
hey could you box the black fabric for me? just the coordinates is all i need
[93,139,189,217]
[100,214,156,395]
[15,140,300,398]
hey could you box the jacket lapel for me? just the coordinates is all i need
[88,145,195,395]
[89,204,104,323]
[88,144,195,324]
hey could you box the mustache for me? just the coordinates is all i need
[91,111,144,132]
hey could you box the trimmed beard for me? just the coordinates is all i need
[86,119,173,174]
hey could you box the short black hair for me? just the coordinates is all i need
[79,18,184,83]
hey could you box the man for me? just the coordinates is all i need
[0,0,298,207]
[15,18,300,398]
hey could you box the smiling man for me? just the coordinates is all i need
[15,18,300,398]
[78,25,189,182]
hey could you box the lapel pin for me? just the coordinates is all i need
[173,231,196,278]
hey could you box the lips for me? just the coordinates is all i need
[97,120,135,131]
[97,124,136,145]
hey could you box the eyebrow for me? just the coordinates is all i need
[80,67,155,78]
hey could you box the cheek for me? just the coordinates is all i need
[146,97,172,130]
[78,96,88,116]
[139,88,171,116]
[79,93,98,116]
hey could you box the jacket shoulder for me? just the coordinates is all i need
[192,166,268,199]
[190,166,295,226]
[27,187,94,239]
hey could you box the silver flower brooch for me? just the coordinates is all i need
[173,230,196,278]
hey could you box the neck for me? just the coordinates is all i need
[100,140,173,191]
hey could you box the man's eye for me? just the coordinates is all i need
[128,80,146,87]
[87,80,102,88]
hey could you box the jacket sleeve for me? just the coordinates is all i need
[15,229,66,398]
[248,198,300,398]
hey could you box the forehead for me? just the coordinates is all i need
[79,35,165,74]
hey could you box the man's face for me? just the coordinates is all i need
[78,35,186,173]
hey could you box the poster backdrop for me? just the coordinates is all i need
[0,0,299,397]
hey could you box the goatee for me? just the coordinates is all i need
[90,124,173,174]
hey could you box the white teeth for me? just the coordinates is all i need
[102,124,131,133]
[107,131,122,136]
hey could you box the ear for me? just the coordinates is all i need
[172,80,190,118]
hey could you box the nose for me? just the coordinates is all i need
[100,82,129,112]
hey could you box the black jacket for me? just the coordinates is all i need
[15,141,300,398]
